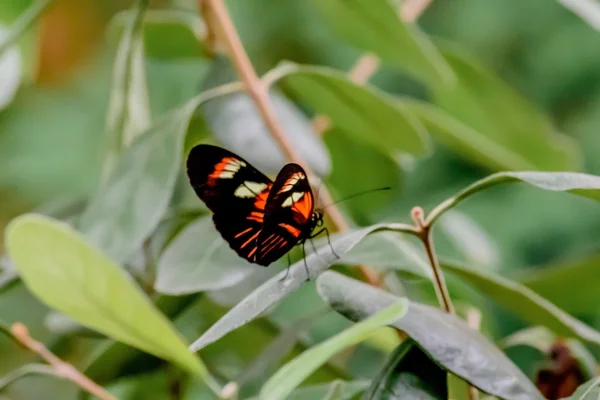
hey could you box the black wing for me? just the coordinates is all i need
[186,144,273,262]
[254,163,315,265]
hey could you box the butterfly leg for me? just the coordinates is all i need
[301,240,311,281]
[309,227,340,259]
[279,252,292,282]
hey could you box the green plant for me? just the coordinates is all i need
[2,0,600,399]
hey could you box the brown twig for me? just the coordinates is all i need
[466,308,482,400]
[10,323,116,400]
[202,0,381,286]
[411,207,455,314]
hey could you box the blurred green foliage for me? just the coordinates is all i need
[2,0,600,399]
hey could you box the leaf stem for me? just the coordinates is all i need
[0,364,56,391]
[411,207,454,314]
[0,0,54,56]
[10,323,116,400]
[201,0,381,287]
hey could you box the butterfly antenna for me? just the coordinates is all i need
[320,186,391,209]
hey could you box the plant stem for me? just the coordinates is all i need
[11,323,116,400]
[202,0,381,287]
[421,228,455,314]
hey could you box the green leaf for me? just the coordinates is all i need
[109,9,207,60]
[444,262,600,348]
[0,24,21,111]
[0,0,52,57]
[249,380,370,400]
[202,56,331,177]
[561,378,600,400]
[518,253,600,315]
[316,271,544,400]
[427,171,600,225]
[362,339,447,400]
[311,0,455,87]
[103,0,152,178]
[77,81,242,263]
[324,128,403,224]
[405,99,538,171]
[188,224,411,352]
[264,62,431,156]
[0,364,58,392]
[260,301,408,400]
[155,216,270,295]
[5,214,219,390]
[431,43,579,171]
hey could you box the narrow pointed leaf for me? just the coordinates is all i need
[189,224,405,352]
[5,214,218,389]
[317,271,544,400]
[265,63,431,156]
[260,301,408,400]
[444,263,600,348]
[78,82,242,263]
[428,171,600,225]
[312,0,455,87]
[362,339,447,400]
[431,43,579,171]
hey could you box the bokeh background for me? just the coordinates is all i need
[2,0,600,398]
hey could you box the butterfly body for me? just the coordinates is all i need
[186,144,325,266]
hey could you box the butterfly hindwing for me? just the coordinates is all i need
[254,163,315,265]
[186,144,273,262]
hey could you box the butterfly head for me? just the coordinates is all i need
[312,209,324,228]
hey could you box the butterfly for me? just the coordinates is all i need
[186,144,337,277]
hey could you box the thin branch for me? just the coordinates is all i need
[411,207,454,314]
[202,0,380,286]
[10,323,116,400]
[466,308,482,400]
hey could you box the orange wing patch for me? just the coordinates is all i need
[278,223,301,237]
[293,193,313,221]
[208,157,246,183]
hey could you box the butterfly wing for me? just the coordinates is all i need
[186,144,273,262]
[254,163,315,265]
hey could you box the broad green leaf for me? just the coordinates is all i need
[362,339,447,400]
[78,81,242,263]
[260,301,408,400]
[431,42,579,171]
[202,56,331,177]
[324,128,403,224]
[311,0,455,87]
[562,378,600,400]
[154,216,273,295]
[264,63,431,156]
[188,224,412,352]
[444,263,600,348]
[5,214,219,391]
[427,171,600,225]
[316,271,544,400]
[0,24,21,111]
[518,254,600,315]
[500,326,597,380]
[109,9,207,60]
[103,0,151,179]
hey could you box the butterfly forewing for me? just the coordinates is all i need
[254,164,315,265]
[186,144,273,262]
